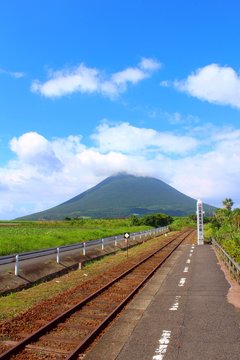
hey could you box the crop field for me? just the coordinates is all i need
[0,219,151,256]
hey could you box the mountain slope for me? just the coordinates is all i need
[17,174,216,220]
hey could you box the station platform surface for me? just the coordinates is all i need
[85,244,240,360]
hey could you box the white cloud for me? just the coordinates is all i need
[10,132,62,171]
[173,64,240,108]
[164,112,200,126]
[111,58,160,88]
[169,148,240,205]
[31,58,161,99]
[111,68,146,86]
[51,135,85,162]
[31,64,99,98]
[11,72,25,79]
[139,58,160,71]
[160,80,170,87]
[0,68,25,78]
[91,122,198,154]
[1,123,240,219]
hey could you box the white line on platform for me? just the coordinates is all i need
[183,266,189,273]
[186,259,191,264]
[169,296,181,311]
[178,278,186,287]
[153,330,171,360]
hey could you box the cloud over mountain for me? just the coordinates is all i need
[1,121,240,219]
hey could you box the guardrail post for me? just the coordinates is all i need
[15,255,19,276]
[102,239,104,250]
[56,247,60,264]
[114,236,117,246]
[83,242,86,256]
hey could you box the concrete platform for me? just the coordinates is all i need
[85,244,240,360]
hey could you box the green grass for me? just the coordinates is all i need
[0,219,151,256]
[221,237,240,264]
[169,216,196,231]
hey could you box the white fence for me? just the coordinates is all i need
[0,226,169,276]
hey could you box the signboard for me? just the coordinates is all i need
[196,199,204,245]
[124,232,130,257]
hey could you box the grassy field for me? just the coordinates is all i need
[0,219,151,256]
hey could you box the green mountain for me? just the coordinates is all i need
[17,174,216,220]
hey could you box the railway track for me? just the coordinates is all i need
[0,229,194,360]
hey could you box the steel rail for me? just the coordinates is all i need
[0,229,193,360]
[66,230,193,360]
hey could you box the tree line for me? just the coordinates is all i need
[130,213,173,227]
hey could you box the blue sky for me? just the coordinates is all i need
[1,0,240,219]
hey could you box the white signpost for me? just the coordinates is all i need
[124,232,130,257]
[196,199,204,245]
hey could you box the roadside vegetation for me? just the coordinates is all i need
[204,198,240,264]
[168,215,196,230]
[0,214,173,256]
[0,212,198,257]
[130,213,173,227]
[0,218,151,256]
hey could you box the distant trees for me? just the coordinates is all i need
[188,214,197,222]
[130,213,173,228]
[222,198,234,211]
[209,198,235,228]
[204,199,240,263]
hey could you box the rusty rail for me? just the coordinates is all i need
[0,229,194,360]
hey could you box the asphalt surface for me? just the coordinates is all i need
[85,244,240,360]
